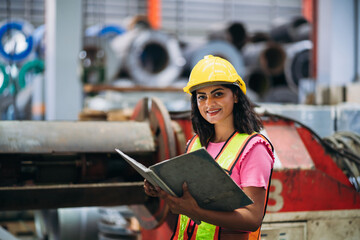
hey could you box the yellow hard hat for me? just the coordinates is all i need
[183,55,246,95]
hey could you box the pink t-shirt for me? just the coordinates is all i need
[206,135,274,189]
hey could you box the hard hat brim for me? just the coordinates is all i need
[183,81,246,95]
[185,81,243,95]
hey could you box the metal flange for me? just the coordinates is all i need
[130,97,178,229]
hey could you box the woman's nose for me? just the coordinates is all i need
[206,96,214,105]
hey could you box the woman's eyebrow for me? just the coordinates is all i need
[210,88,224,94]
[197,88,224,95]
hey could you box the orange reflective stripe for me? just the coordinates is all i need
[257,134,273,152]
[172,216,183,240]
[175,215,191,240]
[189,224,198,240]
[186,135,200,153]
[217,132,257,171]
[249,228,261,240]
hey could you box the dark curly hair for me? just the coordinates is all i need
[191,84,263,146]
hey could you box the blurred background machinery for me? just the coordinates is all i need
[0,0,318,121]
[0,0,360,239]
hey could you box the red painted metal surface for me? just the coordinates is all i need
[268,170,360,213]
[263,118,359,212]
[264,122,314,169]
[174,119,194,143]
[296,126,352,187]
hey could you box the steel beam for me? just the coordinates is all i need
[0,182,146,211]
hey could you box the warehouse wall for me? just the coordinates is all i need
[317,0,357,86]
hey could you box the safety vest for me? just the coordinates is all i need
[171,131,273,240]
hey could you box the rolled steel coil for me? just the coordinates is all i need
[244,68,271,97]
[0,62,9,94]
[33,25,45,59]
[270,16,311,43]
[18,59,44,89]
[248,31,271,43]
[110,28,185,87]
[263,86,298,103]
[284,40,312,93]
[208,21,248,50]
[242,42,286,76]
[0,20,34,62]
[85,24,125,39]
[183,40,245,77]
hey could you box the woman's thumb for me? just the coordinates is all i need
[182,182,189,194]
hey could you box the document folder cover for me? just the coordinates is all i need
[115,148,253,212]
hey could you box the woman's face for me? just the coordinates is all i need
[196,85,237,126]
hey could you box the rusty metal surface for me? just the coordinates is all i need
[132,97,177,161]
[0,182,146,211]
[131,97,177,229]
[0,121,154,153]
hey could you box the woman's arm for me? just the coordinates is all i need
[158,183,266,231]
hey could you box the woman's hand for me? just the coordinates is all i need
[143,179,160,197]
[158,182,200,219]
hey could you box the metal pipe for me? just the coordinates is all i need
[0,121,155,154]
[0,182,146,211]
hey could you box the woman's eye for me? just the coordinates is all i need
[197,95,205,101]
[214,92,223,97]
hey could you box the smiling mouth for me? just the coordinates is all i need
[207,109,221,114]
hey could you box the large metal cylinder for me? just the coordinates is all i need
[284,40,312,93]
[0,121,155,154]
[183,40,245,76]
[245,68,271,97]
[270,16,311,43]
[110,28,185,87]
[242,42,286,76]
[208,21,248,50]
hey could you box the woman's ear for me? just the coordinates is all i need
[234,92,239,103]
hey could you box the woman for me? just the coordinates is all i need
[145,55,274,240]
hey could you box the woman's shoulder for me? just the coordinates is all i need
[242,134,274,161]
[241,133,273,150]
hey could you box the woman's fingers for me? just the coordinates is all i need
[144,180,159,197]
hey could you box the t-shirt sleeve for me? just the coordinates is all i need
[231,136,275,189]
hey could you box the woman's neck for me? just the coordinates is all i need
[212,123,236,143]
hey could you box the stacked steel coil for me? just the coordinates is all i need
[0,15,313,120]
[241,16,312,102]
